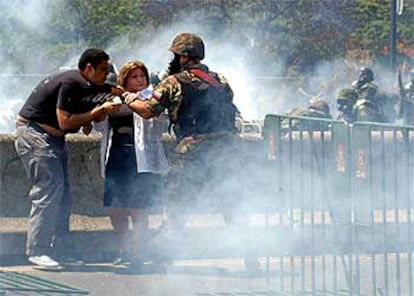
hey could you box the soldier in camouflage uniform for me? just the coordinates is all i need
[398,68,414,125]
[350,67,389,123]
[119,33,261,272]
[281,99,333,133]
[336,88,359,123]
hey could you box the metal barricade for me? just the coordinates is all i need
[0,272,88,295]
[262,114,414,296]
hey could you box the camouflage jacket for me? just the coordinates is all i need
[352,99,388,123]
[406,82,414,100]
[355,82,378,103]
[399,82,414,125]
[146,63,236,152]
[146,63,233,126]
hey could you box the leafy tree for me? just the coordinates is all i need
[1,0,413,76]
[47,0,147,48]
[351,0,414,56]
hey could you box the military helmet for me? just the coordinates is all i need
[169,33,205,60]
[104,62,118,87]
[358,67,374,83]
[309,99,330,114]
[104,72,117,87]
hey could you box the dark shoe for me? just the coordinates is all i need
[55,255,84,267]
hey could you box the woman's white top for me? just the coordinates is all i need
[97,88,170,178]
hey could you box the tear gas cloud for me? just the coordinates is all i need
[0,3,353,132]
[106,19,288,121]
[0,0,51,133]
[0,2,402,131]
[0,2,407,285]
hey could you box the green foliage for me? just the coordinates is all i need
[352,0,414,52]
[351,0,393,52]
[47,0,147,48]
[0,0,413,75]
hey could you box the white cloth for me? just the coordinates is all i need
[97,88,170,178]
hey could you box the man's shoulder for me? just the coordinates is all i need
[51,69,86,86]
[171,70,202,86]
[188,67,232,87]
[159,74,181,86]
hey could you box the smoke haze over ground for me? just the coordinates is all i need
[1,3,413,293]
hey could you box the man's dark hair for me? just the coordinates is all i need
[78,48,110,71]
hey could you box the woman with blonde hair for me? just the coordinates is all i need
[99,61,169,266]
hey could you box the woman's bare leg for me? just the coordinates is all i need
[108,207,130,261]
[129,208,149,263]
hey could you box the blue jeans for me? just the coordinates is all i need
[14,121,71,257]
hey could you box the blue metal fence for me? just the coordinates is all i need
[262,114,414,296]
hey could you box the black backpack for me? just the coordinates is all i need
[189,69,237,134]
[173,69,237,138]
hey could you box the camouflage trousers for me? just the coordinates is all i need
[162,133,241,226]
[156,133,260,271]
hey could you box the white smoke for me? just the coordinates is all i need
[0,2,359,131]
[1,4,410,293]
[0,0,53,133]
[105,18,290,122]
[10,0,48,30]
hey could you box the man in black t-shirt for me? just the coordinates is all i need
[15,48,120,269]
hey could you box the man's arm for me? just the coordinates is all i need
[56,101,119,131]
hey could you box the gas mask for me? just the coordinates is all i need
[167,53,181,75]
[337,98,351,114]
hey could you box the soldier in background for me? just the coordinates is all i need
[336,88,393,124]
[350,67,389,123]
[352,67,377,102]
[281,99,333,133]
[398,68,414,125]
[336,88,358,123]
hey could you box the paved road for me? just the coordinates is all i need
[0,259,272,296]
